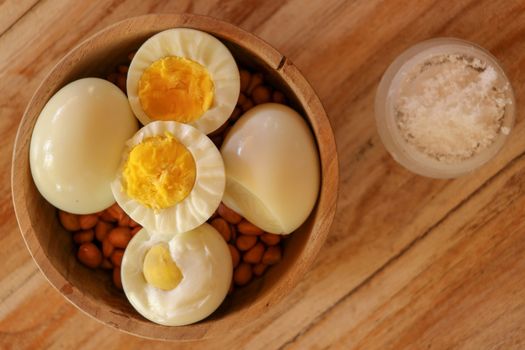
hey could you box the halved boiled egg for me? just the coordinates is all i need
[111,121,225,234]
[127,28,240,134]
[121,224,232,326]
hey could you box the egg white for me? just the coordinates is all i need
[111,121,225,234]
[127,28,240,134]
[121,224,232,326]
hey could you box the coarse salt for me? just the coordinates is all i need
[394,54,511,163]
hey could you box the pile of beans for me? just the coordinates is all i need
[58,203,142,290]
[56,53,291,293]
[209,203,283,294]
[59,200,283,294]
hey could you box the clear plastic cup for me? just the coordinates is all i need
[375,38,515,178]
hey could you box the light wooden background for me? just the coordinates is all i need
[2,0,525,349]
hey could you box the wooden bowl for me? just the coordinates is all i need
[11,14,338,341]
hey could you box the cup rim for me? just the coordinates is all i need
[375,37,516,179]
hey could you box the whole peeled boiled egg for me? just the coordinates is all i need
[121,224,232,326]
[221,103,320,234]
[127,28,240,134]
[111,121,225,234]
[30,78,138,214]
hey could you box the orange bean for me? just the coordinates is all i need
[79,214,98,230]
[108,227,131,249]
[272,90,286,104]
[228,281,235,295]
[106,203,124,222]
[239,69,251,92]
[127,51,136,61]
[118,214,130,227]
[252,263,268,277]
[129,218,140,228]
[99,210,116,222]
[230,223,238,241]
[111,249,124,267]
[211,218,232,242]
[102,238,114,258]
[237,219,263,235]
[252,85,272,104]
[236,234,257,251]
[95,220,112,242]
[217,203,242,224]
[118,65,128,74]
[228,244,240,268]
[243,243,264,264]
[77,243,102,268]
[73,230,94,244]
[262,246,282,265]
[233,263,252,286]
[260,233,281,246]
[246,72,263,94]
[113,267,123,290]
[58,210,80,231]
[101,258,113,270]
[131,226,142,236]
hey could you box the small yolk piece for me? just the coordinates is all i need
[123,132,196,209]
[138,56,214,123]
[143,244,182,291]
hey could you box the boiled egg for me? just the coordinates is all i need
[121,224,232,326]
[30,78,138,214]
[220,103,320,234]
[111,121,225,234]
[127,28,240,134]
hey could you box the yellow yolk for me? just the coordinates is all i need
[138,56,214,123]
[123,132,196,210]
[143,244,182,291]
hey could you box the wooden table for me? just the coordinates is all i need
[2,0,525,348]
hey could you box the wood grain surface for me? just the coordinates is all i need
[2,0,525,349]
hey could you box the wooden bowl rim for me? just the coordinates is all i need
[11,13,339,341]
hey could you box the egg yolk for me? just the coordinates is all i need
[138,56,214,123]
[123,132,196,210]
[143,244,182,291]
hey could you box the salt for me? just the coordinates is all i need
[394,53,511,163]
